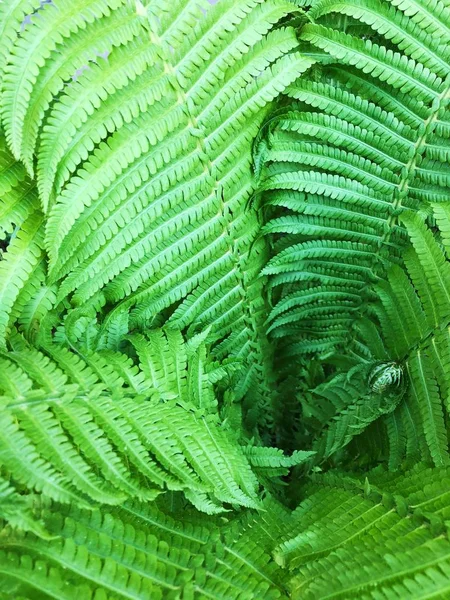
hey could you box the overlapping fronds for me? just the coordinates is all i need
[2,1,450,598]
[292,207,450,468]
[259,0,450,361]
[280,464,450,599]
[0,0,315,427]
[0,498,287,600]
[0,135,51,349]
[0,332,263,514]
[370,210,450,467]
[253,0,450,472]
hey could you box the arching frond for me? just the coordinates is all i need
[0,0,316,430]
[0,498,286,600]
[0,135,50,348]
[260,0,450,364]
[1,1,450,598]
[283,465,450,599]
[0,335,262,513]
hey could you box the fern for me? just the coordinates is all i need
[0,333,271,513]
[0,137,49,349]
[0,0,313,431]
[260,0,450,361]
[282,464,450,598]
[257,0,450,462]
[0,496,292,599]
[1,0,450,598]
[371,212,450,467]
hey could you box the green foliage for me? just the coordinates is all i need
[259,3,450,357]
[0,333,266,513]
[1,0,450,598]
[283,464,450,599]
[0,498,287,599]
[0,0,314,430]
[259,0,450,468]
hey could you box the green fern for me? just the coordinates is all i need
[0,333,271,514]
[2,0,450,598]
[257,0,450,465]
[259,0,450,361]
[0,0,314,431]
[0,137,49,349]
[283,464,450,599]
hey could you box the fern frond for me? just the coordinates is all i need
[1,0,128,161]
[2,3,450,598]
[0,0,317,429]
[387,0,450,41]
[0,338,261,512]
[310,0,450,75]
[0,498,287,600]
[258,0,450,469]
[21,4,143,175]
[301,24,443,101]
[0,211,45,349]
[407,350,449,466]
[402,211,450,324]
[284,465,450,598]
